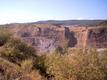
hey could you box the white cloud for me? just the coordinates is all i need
[0,14,38,24]
[76,17,95,20]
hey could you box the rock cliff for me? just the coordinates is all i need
[7,24,67,54]
[87,27,107,48]
[1,24,107,53]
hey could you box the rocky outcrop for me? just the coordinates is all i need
[8,24,67,54]
[87,27,107,48]
[69,27,107,48]
[3,24,107,53]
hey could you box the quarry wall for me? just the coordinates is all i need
[6,24,107,53]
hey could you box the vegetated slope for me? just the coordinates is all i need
[97,20,107,26]
[32,20,106,26]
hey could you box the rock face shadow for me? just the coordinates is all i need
[65,27,77,47]
[88,28,107,48]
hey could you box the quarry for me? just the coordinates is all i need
[3,23,107,53]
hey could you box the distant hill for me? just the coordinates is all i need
[32,20,107,26]
[0,20,107,27]
[97,20,107,26]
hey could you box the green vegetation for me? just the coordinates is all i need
[1,37,36,64]
[0,31,107,80]
[35,49,107,80]
[0,29,11,46]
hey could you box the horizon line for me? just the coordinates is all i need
[0,19,107,25]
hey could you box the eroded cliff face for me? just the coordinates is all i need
[69,27,107,48]
[87,28,107,48]
[6,24,107,54]
[8,24,67,54]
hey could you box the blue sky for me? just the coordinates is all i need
[0,0,107,24]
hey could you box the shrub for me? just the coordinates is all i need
[37,49,107,80]
[5,38,35,55]
[65,49,106,80]
[0,57,21,80]
[19,59,45,80]
[1,48,107,80]
[1,38,36,63]
[44,53,75,80]
[34,55,47,77]
[0,29,11,46]
[0,58,44,80]
[20,59,33,73]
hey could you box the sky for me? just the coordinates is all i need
[0,0,107,24]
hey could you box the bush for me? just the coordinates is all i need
[0,29,11,46]
[5,38,35,55]
[44,53,75,80]
[1,38,36,63]
[0,57,21,80]
[20,59,33,73]
[36,49,107,80]
[19,59,45,80]
[0,58,44,80]
[34,55,47,77]
[1,47,107,80]
[64,49,106,80]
